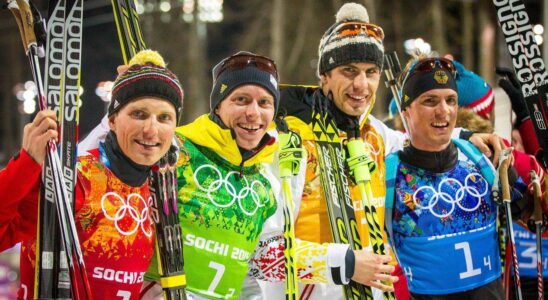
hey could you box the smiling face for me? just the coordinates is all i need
[403,88,458,152]
[320,62,381,117]
[215,84,275,150]
[109,97,177,166]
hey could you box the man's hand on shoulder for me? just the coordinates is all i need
[469,133,506,166]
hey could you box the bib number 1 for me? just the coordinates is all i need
[455,242,483,279]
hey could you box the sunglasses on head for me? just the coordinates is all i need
[212,53,279,82]
[333,22,385,42]
[400,57,457,87]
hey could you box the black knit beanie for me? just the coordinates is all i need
[210,51,280,114]
[109,50,183,120]
[317,3,385,76]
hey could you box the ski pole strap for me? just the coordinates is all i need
[384,153,399,253]
[452,139,495,185]
[346,138,376,183]
[278,131,305,177]
[385,153,399,210]
[160,274,187,288]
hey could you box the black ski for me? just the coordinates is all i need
[37,0,70,296]
[150,147,187,299]
[111,0,145,63]
[311,95,372,300]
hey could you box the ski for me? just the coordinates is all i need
[311,95,372,300]
[36,0,70,297]
[493,0,548,169]
[111,1,187,297]
[58,0,82,211]
[7,1,91,299]
[57,0,83,295]
[111,0,144,63]
[493,2,548,298]
[150,147,187,300]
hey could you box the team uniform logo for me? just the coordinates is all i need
[193,164,269,216]
[101,192,153,237]
[413,172,488,218]
[434,70,449,84]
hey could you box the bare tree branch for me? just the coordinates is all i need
[431,0,448,55]
[271,0,285,66]
[240,2,270,51]
[285,0,313,75]
[461,1,474,68]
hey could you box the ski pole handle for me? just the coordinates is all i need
[499,148,513,203]
[7,0,36,53]
[346,138,376,183]
[278,130,305,178]
[531,171,543,223]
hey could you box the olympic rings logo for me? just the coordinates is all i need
[412,172,488,218]
[364,130,382,158]
[101,192,153,237]
[363,130,383,178]
[194,164,270,216]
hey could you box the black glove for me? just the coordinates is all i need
[496,67,529,126]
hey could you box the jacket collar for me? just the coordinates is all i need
[176,114,278,167]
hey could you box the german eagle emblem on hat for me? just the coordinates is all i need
[434,71,448,84]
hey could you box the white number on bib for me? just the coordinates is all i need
[208,261,226,294]
[455,242,481,279]
[117,290,131,300]
[519,241,537,269]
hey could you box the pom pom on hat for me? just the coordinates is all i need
[128,49,166,68]
[335,3,369,23]
[317,3,384,76]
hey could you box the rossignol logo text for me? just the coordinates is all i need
[494,0,548,97]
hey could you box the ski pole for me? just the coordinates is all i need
[346,130,395,300]
[7,1,92,298]
[278,126,305,300]
[499,148,523,300]
[383,52,410,135]
[531,170,544,300]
